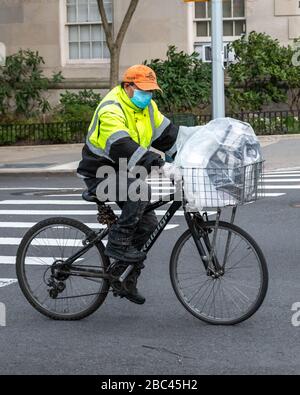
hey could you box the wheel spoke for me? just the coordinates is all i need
[17,220,109,319]
[172,223,267,324]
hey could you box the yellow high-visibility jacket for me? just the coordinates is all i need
[77,85,178,179]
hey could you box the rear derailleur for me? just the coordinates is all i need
[46,260,69,299]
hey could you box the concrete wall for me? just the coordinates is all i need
[288,16,300,39]
[247,0,300,46]
[1,0,300,105]
[115,0,188,75]
[0,0,61,75]
[275,0,300,16]
[0,0,188,86]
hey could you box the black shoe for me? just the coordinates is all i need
[123,287,146,305]
[135,261,145,270]
[105,241,146,263]
[110,263,146,305]
[123,266,145,304]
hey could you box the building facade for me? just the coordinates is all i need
[0,0,300,90]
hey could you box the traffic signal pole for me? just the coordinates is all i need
[185,0,225,118]
[211,0,225,118]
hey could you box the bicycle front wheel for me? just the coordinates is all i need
[170,221,268,325]
[16,217,110,321]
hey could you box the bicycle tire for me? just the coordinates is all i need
[16,217,110,321]
[170,221,268,325]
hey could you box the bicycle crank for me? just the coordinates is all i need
[108,262,139,297]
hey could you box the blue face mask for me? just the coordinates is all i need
[130,89,153,109]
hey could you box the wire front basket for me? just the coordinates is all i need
[181,161,265,210]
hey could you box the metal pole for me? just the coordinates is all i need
[211,0,225,119]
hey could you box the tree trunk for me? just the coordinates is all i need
[97,0,139,89]
[110,46,120,89]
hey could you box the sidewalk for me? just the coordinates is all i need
[0,144,83,175]
[0,135,299,175]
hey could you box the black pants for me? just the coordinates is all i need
[84,172,158,251]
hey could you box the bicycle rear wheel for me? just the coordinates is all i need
[16,217,110,320]
[170,221,268,325]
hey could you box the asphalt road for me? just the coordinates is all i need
[0,168,300,375]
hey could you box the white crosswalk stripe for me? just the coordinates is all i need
[264,193,285,197]
[0,172,297,281]
[264,171,300,175]
[0,279,18,288]
[0,237,103,247]
[0,222,179,230]
[0,199,176,205]
[263,179,300,182]
[0,209,186,216]
[261,169,300,197]
[0,256,83,266]
[0,200,95,205]
[263,185,300,190]
[0,179,183,276]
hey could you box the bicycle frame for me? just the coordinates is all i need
[141,195,181,253]
[60,185,219,279]
[62,193,181,271]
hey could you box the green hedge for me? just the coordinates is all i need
[0,112,299,146]
[0,122,89,145]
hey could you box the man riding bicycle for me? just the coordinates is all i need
[77,65,180,305]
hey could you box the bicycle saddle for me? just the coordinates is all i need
[82,190,103,205]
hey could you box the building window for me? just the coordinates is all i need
[193,0,245,63]
[66,0,112,60]
[194,0,246,38]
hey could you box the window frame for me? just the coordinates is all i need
[60,0,112,66]
[193,0,246,43]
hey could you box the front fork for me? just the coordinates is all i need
[185,206,237,277]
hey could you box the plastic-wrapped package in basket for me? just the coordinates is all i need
[174,117,263,210]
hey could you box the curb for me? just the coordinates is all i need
[259,134,300,139]
[0,143,84,151]
[0,134,300,176]
[258,134,300,143]
[0,169,77,176]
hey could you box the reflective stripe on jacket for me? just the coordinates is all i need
[77,85,179,178]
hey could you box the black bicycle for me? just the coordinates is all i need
[16,166,268,325]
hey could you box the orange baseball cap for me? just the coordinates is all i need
[122,65,162,91]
